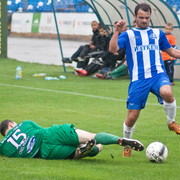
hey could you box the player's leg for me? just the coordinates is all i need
[75,129,144,151]
[122,110,140,157]
[160,85,180,134]
[75,129,120,146]
[75,129,96,144]
[74,129,102,158]
[122,80,150,156]
[124,79,149,139]
[123,109,140,138]
[95,132,143,151]
[73,139,102,159]
[152,73,180,135]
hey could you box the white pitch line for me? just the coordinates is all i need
[0,83,179,108]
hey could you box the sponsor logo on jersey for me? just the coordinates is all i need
[19,137,29,155]
[149,33,157,39]
[27,136,36,153]
[134,44,159,52]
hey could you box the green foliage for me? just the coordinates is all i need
[0,58,179,180]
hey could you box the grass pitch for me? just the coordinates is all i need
[0,58,180,180]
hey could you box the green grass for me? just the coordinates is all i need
[0,58,180,180]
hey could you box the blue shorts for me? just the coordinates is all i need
[127,73,170,110]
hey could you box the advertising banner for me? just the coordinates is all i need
[31,13,41,33]
[11,13,33,33]
[11,12,98,36]
[39,13,56,34]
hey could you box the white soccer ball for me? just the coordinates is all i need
[146,142,168,163]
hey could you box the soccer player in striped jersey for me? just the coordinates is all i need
[109,3,180,157]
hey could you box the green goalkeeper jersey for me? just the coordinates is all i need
[0,120,45,158]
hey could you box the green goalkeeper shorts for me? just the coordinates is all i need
[40,124,79,159]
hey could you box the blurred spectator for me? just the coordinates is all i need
[75,22,127,77]
[161,22,177,85]
[63,21,100,67]
[75,21,106,69]
[75,26,109,76]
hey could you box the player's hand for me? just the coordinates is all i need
[115,20,127,32]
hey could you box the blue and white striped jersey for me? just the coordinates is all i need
[118,27,171,82]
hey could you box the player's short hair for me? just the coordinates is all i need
[0,119,14,136]
[135,3,152,15]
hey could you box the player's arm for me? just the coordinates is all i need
[109,20,126,53]
[109,30,119,53]
[165,47,180,59]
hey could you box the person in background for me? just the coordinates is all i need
[75,26,108,76]
[161,23,177,86]
[97,21,136,80]
[96,61,128,80]
[63,21,100,67]
[95,22,127,79]
[75,21,105,70]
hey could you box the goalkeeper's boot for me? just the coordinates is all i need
[168,121,180,135]
[74,139,96,159]
[118,138,144,151]
[78,139,96,155]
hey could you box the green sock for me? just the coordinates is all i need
[94,132,119,145]
[110,64,127,76]
[110,69,128,78]
[87,145,100,157]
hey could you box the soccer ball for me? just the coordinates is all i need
[146,142,168,163]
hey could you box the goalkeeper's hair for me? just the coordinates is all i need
[0,119,14,136]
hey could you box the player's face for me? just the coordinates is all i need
[135,9,151,29]
[9,122,17,128]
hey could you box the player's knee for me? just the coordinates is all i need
[160,85,173,101]
[96,144,103,151]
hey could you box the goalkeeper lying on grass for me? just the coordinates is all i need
[0,120,144,159]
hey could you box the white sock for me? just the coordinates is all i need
[123,122,135,139]
[163,100,176,125]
